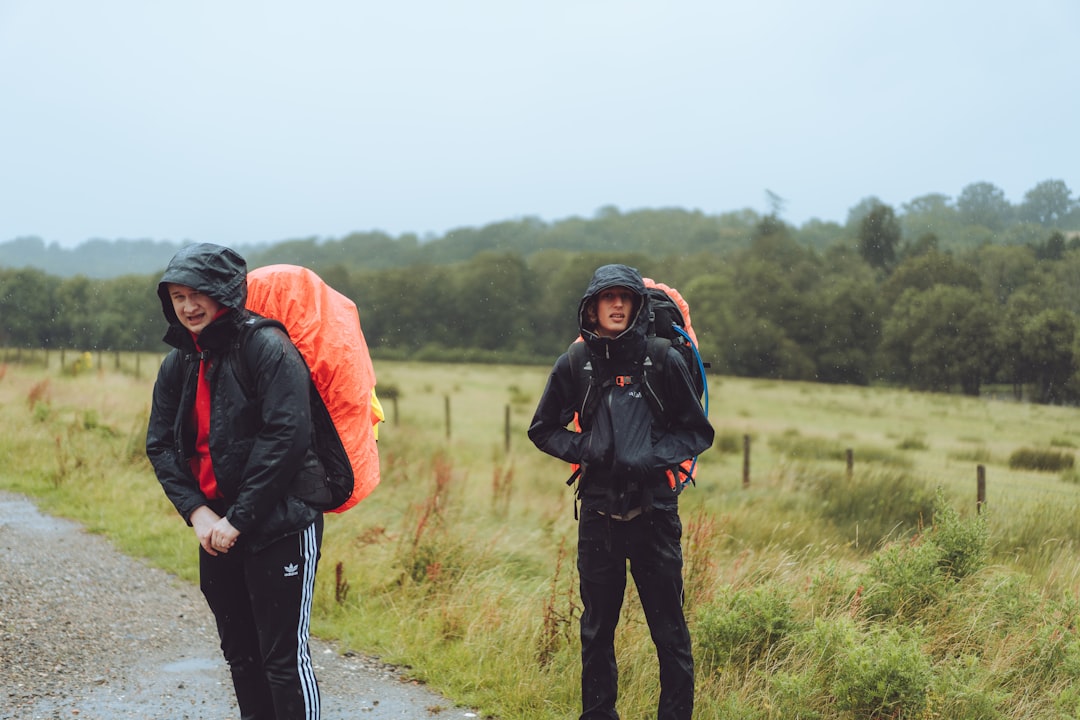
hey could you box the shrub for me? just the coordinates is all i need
[927,654,1007,720]
[765,670,824,720]
[713,429,745,455]
[769,434,912,469]
[1008,447,1075,472]
[832,627,931,718]
[860,537,946,620]
[896,435,929,451]
[930,491,989,580]
[797,467,936,551]
[696,582,799,671]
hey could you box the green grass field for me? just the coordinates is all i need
[4,356,1080,719]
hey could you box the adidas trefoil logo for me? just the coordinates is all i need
[284,563,299,578]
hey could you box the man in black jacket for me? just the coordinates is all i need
[146,243,323,720]
[529,264,714,720]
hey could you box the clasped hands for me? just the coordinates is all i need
[190,505,241,556]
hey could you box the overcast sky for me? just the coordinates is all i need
[2,0,1077,249]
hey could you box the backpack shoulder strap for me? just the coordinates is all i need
[232,316,290,399]
[642,336,671,421]
[566,341,600,428]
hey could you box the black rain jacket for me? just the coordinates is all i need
[146,243,320,552]
[528,264,715,515]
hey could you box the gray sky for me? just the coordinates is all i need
[2,0,1077,248]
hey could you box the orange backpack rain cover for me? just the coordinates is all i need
[247,264,381,512]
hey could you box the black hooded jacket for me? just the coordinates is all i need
[146,243,320,551]
[528,264,714,514]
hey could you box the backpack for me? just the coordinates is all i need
[643,280,709,405]
[567,279,709,491]
[241,264,382,513]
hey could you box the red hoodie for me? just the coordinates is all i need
[188,311,230,500]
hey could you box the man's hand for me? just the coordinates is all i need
[210,516,241,554]
[190,505,222,556]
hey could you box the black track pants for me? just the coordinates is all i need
[577,508,693,720]
[200,516,323,720]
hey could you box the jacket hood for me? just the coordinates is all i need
[578,264,649,360]
[157,243,249,327]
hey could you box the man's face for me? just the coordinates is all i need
[595,286,635,338]
[167,283,223,335]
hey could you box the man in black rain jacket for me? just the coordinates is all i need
[529,263,714,720]
[146,243,324,720]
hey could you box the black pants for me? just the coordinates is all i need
[200,516,323,720]
[577,508,693,720]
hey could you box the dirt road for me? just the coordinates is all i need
[0,491,478,720]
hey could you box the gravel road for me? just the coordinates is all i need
[0,491,479,720]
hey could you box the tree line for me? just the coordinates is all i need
[2,179,1080,403]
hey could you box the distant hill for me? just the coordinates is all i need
[0,208,765,279]
[0,237,193,278]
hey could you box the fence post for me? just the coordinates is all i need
[504,404,511,454]
[846,448,854,479]
[977,465,986,514]
[444,395,452,440]
[742,434,751,489]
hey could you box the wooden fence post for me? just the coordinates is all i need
[444,395,451,439]
[504,404,511,454]
[977,465,986,514]
[742,434,751,489]
[846,448,853,479]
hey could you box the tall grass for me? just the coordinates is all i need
[4,358,1080,718]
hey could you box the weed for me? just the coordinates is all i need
[1009,447,1075,472]
[335,561,350,605]
[491,461,513,515]
[65,351,94,376]
[537,535,578,668]
[27,378,50,408]
[683,511,722,606]
[54,434,68,488]
[32,401,51,423]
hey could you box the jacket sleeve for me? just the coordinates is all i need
[146,351,206,524]
[651,347,714,468]
[225,327,313,534]
[527,352,594,465]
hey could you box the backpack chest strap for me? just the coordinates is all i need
[600,374,645,389]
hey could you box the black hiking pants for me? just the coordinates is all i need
[200,516,323,720]
[577,507,693,720]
